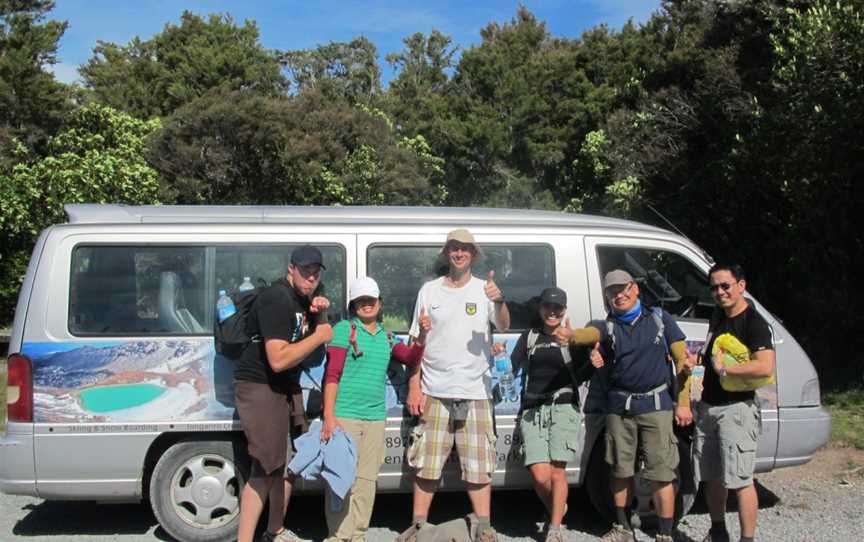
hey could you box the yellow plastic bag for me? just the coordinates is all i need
[712,333,775,391]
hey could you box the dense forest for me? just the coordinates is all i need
[2,0,862,386]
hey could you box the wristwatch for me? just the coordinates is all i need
[718,365,727,378]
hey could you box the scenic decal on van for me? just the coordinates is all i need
[23,336,776,424]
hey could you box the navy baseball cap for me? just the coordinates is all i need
[290,245,326,269]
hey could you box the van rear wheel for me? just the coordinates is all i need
[150,440,244,542]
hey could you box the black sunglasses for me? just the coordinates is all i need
[709,282,734,293]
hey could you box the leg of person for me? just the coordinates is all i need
[411,396,454,524]
[547,403,581,528]
[549,461,568,527]
[521,405,554,516]
[528,463,553,514]
[349,419,386,542]
[602,414,637,541]
[694,402,730,542]
[637,410,678,540]
[719,401,760,542]
[238,461,277,542]
[455,399,497,541]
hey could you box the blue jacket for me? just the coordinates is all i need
[287,419,357,500]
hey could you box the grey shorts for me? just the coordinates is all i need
[694,400,760,489]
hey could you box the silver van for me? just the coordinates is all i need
[1,204,830,541]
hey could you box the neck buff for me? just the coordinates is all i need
[611,299,642,325]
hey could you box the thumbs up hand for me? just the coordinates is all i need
[552,317,574,346]
[590,341,605,368]
[417,306,432,344]
[484,270,504,302]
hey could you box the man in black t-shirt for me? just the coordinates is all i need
[695,264,775,542]
[234,245,333,542]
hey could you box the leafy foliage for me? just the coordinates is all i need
[80,11,286,118]
[0,103,161,319]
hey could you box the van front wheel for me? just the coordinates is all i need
[149,440,244,542]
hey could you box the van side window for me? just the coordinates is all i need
[214,245,346,323]
[69,244,346,336]
[596,246,712,320]
[70,246,207,335]
[367,244,556,331]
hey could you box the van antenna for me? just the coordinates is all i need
[646,204,714,263]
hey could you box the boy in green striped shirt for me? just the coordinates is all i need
[321,277,429,541]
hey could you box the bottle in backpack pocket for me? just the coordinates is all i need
[238,276,254,292]
[216,289,237,322]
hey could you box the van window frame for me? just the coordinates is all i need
[365,241,557,333]
[591,242,712,323]
[67,242,348,338]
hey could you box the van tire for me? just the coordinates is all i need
[149,440,244,542]
[585,433,695,528]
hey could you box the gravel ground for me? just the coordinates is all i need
[1,447,862,542]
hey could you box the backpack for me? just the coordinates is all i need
[603,307,679,410]
[213,286,267,360]
[520,329,586,407]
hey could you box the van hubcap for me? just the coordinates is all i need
[171,454,239,528]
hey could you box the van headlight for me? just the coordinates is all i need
[800,378,821,406]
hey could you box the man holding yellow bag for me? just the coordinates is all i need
[695,264,776,542]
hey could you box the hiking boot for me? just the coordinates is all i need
[701,532,730,542]
[260,528,310,542]
[600,523,635,542]
[655,535,674,542]
[544,525,566,542]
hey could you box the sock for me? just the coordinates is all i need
[413,515,427,527]
[739,538,754,542]
[615,507,632,531]
[477,516,491,529]
[658,517,673,536]
[710,519,728,534]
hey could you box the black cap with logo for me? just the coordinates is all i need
[540,286,567,306]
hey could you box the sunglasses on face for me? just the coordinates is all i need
[709,282,734,293]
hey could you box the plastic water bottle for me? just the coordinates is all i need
[238,276,254,292]
[494,351,518,402]
[216,289,236,322]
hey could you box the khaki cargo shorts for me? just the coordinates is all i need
[694,400,760,489]
[519,402,582,466]
[605,409,679,482]
[406,396,497,484]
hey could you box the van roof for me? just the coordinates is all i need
[64,204,668,234]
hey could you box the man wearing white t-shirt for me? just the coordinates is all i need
[402,229,510,542]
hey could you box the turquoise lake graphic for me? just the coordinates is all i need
[79,383,167,413]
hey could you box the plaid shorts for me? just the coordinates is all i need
[407,396,497,484]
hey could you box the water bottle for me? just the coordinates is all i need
[494,351,518,402]
[216,289,236,322]
[238,276,254,292]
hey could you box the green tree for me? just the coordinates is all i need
[80,11,286,118]
[0,103,161,324]
[0,0,70,163]
[146,89,445,206]
[281,37,381,103]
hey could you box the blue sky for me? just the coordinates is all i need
[48,0,661,86]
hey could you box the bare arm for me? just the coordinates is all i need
[265,324,332,373]
[493,301,510,331]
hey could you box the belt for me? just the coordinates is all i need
[610,382,668,412]
[525,387,576,408]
